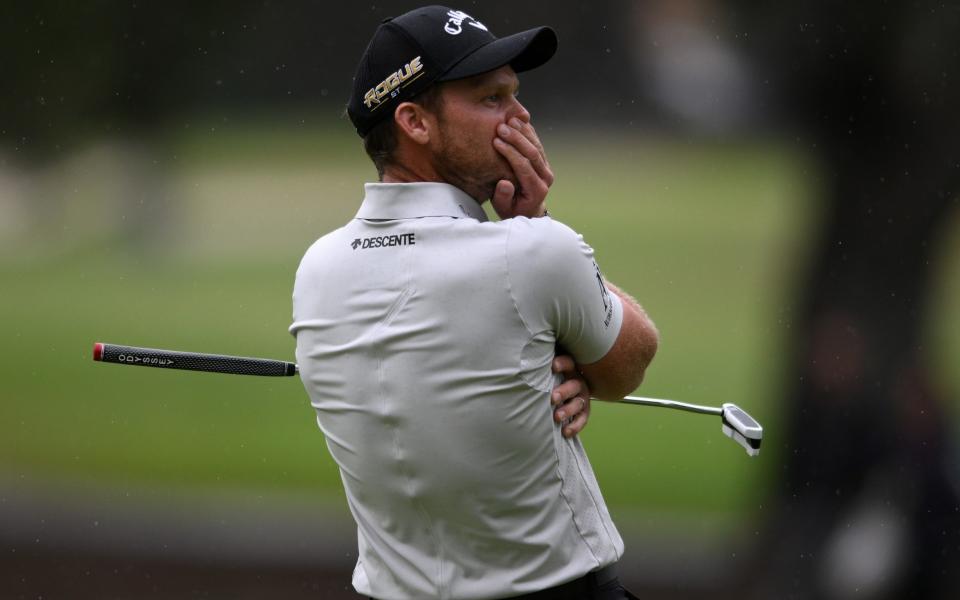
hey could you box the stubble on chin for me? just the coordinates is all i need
[432,132,511,204]
[432,157,490,204]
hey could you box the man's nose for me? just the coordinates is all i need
[508,97,531,123]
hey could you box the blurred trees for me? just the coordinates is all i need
[3,1,257,162]
[0,1,641,246]
[628,2,960,594]
[740,3,960,598]
[1,0,634,164]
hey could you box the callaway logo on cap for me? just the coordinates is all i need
[347,5,558,136]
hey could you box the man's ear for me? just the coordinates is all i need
[393,102,433,145]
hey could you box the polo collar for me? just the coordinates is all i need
[355,182,489,222]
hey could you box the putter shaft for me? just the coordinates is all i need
[621,395,721,415]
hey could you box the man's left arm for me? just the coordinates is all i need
[491,118,595,436]
[489,118,585,433]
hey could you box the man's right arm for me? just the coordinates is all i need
[578,282,659,401]
[506,217,658,400]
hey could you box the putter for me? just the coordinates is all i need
[93,342,762,456]
[621,395,763,456]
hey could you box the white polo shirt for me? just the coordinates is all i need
[290,182,625,600]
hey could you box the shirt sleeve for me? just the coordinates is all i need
[505,217,624,365]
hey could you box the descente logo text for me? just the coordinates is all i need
[351,233,416,250]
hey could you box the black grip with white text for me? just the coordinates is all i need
[93,343,297,377]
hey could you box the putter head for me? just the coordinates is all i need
[721,403,763,457]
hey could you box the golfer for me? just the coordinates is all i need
[290,6,658,599]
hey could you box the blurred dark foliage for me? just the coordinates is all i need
[1,0,635,163]
[737,2,960,598]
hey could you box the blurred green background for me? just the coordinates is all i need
[4,116,959,527]
[0,122,795,516]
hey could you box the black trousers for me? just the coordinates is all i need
[505,563,638,600]
[369,563,638,600]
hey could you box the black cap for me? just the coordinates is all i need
[347,6,557,136]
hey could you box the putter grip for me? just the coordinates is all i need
[93,343,297,377]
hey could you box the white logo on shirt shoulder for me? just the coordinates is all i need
[444,10,488,35]
[593,261,614,327]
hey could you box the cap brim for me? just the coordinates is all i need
[438,26,557,81]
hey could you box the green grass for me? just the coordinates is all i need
[2,121,918,527]
[0,259,335,490]
[546,135,814,517]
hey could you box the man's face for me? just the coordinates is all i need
[427,66,531,203]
